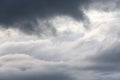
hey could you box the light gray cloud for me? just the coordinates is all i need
[89,0,119,11]
[0,54,75,80]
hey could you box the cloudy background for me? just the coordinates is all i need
[0,0,120,80]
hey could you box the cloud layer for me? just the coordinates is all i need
[0,0,91,35]
[0,0,120,80]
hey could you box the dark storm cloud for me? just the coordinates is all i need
[84,41,120,72]
[0,0,91,35]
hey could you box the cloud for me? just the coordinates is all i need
[77,21,120,75]
[0,54,75,80]
[84,41,120,72]
[92,42,120,64]
[0,0,91,35]
[90,0,120,11]
[0,1,120,79]
[0,39,70,61]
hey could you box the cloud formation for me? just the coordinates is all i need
[85,41,120,72]
[0,54,75,80]
[0,0,91,35]
[0,0,120,80]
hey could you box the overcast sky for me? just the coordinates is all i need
[0,0,120,80]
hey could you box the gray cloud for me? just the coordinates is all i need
[90,0,120,11]
[0,54,75,80]
[0,72,74,80]
[0,0,91,35]
[0,1,120,79]
[93,43,120,64]
[84,41,120,73]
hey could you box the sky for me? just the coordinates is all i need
[0,0,120,80]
